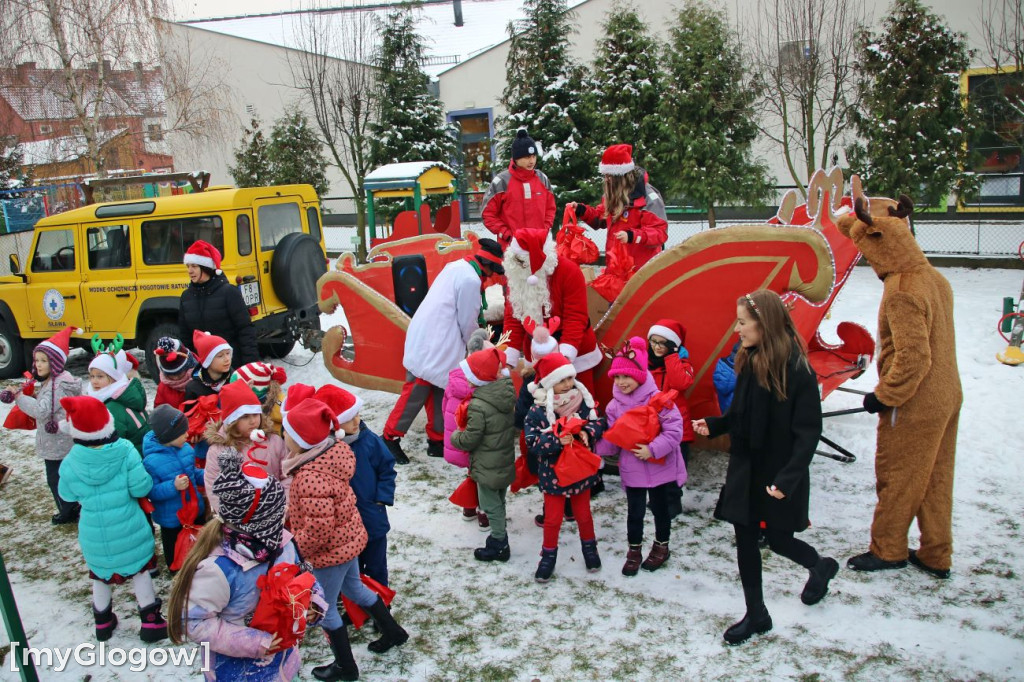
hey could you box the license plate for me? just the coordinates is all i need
[240,282,261,307]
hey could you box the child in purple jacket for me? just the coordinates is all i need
[596,336,686,577]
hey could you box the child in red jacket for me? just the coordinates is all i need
[647,319,694,519]
[153,337,198,410]
[569,144,668,270]
[481,129,557,248]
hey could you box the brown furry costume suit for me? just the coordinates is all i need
[837,196,962,571]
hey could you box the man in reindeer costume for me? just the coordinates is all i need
[838,195,962,579]
[502,228,603,387]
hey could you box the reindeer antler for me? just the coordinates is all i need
[496,328,513,348]
[888,194,914,219]
[522,317,537,336]
[854,197,873,226]
[90,334,104,355]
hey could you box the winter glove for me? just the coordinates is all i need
[863,392,889,414]
[0,389,14,404]
[575,203,586,219]
[677,346,689,360]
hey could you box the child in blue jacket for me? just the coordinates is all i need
[143,404,205,571]
[317,385,397,586]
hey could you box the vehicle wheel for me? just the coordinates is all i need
[142,320,183,380]
[0,320,26,379]
[259,339,296,359]
[271,233,327,310]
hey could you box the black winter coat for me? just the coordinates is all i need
[178,275,258,368]
[705,349,822,533]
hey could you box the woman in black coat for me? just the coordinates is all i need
[694,290,837,645]
[179,241,258,369]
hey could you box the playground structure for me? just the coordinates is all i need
[996,240,1024,365]
[316,169,878,461]
[363,162,462,247]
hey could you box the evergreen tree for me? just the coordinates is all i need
[228,117,273,188]
[1,136,24,188]
[657,2,771,227]
[846,0,980,210]
[267,109,330,197]
[369,7,458,168]
[585,4,665,181]
[499,0,595,205]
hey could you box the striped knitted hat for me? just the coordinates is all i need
[213,453,286,548]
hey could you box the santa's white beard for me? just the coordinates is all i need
[506,261,551,322]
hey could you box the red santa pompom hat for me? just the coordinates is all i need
[314,384,363,424]
[283,398,339,451]
[193,330,232,369]
[233,362,287,399]
[599,143,635,176]
[282,383,316,416]
[459,347,508,387]
[528,352,596,423]
[183,240,223,275]
[219,379,263,426]
[506,228,555,285]
[523,316,560,360]
[647,319,686,348]
[60,395,116,442]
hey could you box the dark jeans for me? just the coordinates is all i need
[359,535,389,587]
[160,526,182,570]
[734,522,819,612]
[44,459,76,516]
[625,482,675,545]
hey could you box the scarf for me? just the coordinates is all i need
[552,387,584,418]
[341,430,360,445]
[87,376,129,404]
[223,526,276,562]
[160,370,192,393]
[197,367,229,393]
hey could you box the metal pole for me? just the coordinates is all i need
[0,549,39,682]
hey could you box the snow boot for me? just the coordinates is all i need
[477,510,490,531]
[384,438,409,465]
[426,439,444,458]
[474,535,510,563]
[365,598,408,654]
[312,626,359,681]
[847,551,907,572]
[908,550,951,580]
[535,547,557,583]
[139,599,168,643]
[801,556,840,605]
[641,541,670,572]
[581,539,601,572]
[94,603,118,642]
[461,507,476,522]
[622,544,643,577]
[724,605,773,645]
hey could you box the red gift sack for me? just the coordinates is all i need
[3,405,36,431]
[590,236,635,302]
[602,390,678,452]
[550,416,602,487]
[182,395,221,444]
[511,455,539,493]
[251,563,317,650]
[454,399,470,430]
[556,206,599,265]
[448,476,479,508]
[341,574,397,629]
[171,482,202,571]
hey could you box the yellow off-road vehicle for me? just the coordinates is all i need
[0,182,328,379]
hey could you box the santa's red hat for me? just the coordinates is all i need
[60,395,116,441]
[507,228,552,284]
[282,383,316,415]
[219,380,263,426]
[283,398,339,450]
[183,240,223,275]
[314,385,363,424]
[459,347,507,387]
[532,352,577,391]
[599,143,635,176]
[193,330,232,369]
[647,319,686,348]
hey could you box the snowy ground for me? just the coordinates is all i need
[1,265,1022,681]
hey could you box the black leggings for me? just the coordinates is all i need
[625,483,674,545]
[44,459,76,515]
[734,522,819,612]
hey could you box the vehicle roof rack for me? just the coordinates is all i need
[81,170,211,205]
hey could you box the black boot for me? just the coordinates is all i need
[426,439,443,458]
[94,603,118,642]
[139,599,168,643]
[801,556,839,605]
[384,438,409,465]
[847,551,907,572]
[723,605,773,645]
[581,540,601,572]
[52,503,80,525]
[364,598,409,654]
[474,535,510,562]
[535,547,557,583]
[313,626,359,681]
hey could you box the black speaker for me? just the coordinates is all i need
[392,254,429,316]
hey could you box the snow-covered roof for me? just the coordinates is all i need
[182,0,588,78]
[364,161,454,182]
[21,128,129,165]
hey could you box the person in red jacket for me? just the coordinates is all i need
[501,228,602,389]
[153,337,198,410]
[568,143,668,270]
[481,129,557,249]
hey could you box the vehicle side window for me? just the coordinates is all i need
[257,203,302,250]
[87,225,131,270]
[141,216,224,265]
[31,229,75,272]
[237,214,252,256]
[306,207,322,244]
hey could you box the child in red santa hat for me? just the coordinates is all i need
[647,318,695,518]
[184,330,234,402]
[229,361,288,437]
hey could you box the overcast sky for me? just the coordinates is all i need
[170,0,416,22]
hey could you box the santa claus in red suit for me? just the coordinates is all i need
[502,228,602,388]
